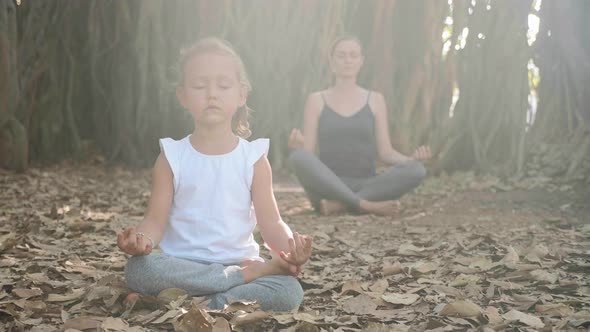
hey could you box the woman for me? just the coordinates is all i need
[288,36,431,216]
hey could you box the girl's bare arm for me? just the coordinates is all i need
[117,153,173,255]
[251,155,312,265]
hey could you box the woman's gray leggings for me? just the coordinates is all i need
[124,253,303,311]
[288,149,426,211]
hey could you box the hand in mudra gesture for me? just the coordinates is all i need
[117,226,153,256]
[412,146,432,161]
[279,232,313,272]
[288,128,305,150]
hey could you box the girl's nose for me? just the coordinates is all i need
[206,85,219,98]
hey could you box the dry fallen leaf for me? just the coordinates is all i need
[381,293,420,305]
[230,311,270,327]
[502,309,545,329]
[501,246,520,264]
[438,300,482,318]
[340,280,365,296]
[449,274,480,287]
[535,303,574,317]
[341,294,378,315]
[156,288,187,304]
[63,317,103,330]
[382,261,403,276]
[529,269,559,284]
[173,307,216,332]
[12,288,43,299]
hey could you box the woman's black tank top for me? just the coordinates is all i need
[317,91,377,178]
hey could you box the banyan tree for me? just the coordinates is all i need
[1,0,588,180]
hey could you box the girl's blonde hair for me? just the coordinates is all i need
[179,37,252,138]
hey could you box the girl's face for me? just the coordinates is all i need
[330,39,364,78]
[177,52,247,128]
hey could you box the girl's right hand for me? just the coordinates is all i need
[117,226,152,256]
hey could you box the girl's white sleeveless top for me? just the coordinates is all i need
[157,135,269,264]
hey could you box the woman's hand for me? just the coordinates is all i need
[412,146,432,161]
[288,128,305,150]
[279,232,313,268]
[117,226,153,256]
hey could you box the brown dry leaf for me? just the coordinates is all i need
[530,244,550,258]
[567,310,590,328]
[222,300,260,313]
[381,293,420,305]
[468,256,495,271]
[431,285,463,297]
[341,294,378,315]
[211,317,231,332]
[230,310,270,327]
[100,317,143,332]
[364,321,410,331]
[502,309,544,329]
[409,262,438,275]
[12,288,43,299]
[47,289,86,302]
[524,252,541,263]
[63,317,103,330]
[529,269,559,284]
[13,299,47,313]
[340,280,365,296]
[173,307,216,331]
[449,274,480,287]
[157,288,188,303]
[151,309,180,325]
[0,232,21,253]
[535,303,574,317]
[483,306,503,325]
[292,312,321,324]
[438,300,482,318]
[272,313,295,325]
[501,246,520,264]
[382,261,403,276]
[417,278,443,285]
[489,279,524,290]
[368,279,389,294]
[398,243,425,256]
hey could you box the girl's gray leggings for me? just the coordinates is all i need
[124,253,303,311]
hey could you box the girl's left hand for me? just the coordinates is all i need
[280,232,313,268]
[412,145,432,161]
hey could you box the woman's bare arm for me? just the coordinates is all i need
[371,92,412,165]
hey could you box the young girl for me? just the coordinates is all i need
[288,36,431,216]
[117,38,312,311]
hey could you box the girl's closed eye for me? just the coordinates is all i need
[189,80,207,90]
[217,79,234,90]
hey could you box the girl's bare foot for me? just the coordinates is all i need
[319,199,347,216]
[359,199,401,216]
[240,255,295,283]
[123,292,140,306]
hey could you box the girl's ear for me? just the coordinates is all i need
[176,86,188,109]
[360,55,365,68]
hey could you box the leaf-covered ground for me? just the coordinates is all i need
[1,162,589,331]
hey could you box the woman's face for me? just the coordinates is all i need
[330,39,364,79]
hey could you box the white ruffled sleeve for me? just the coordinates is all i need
[246,138,270,189]
[159,138,181,190]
